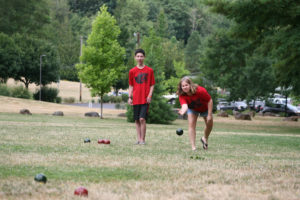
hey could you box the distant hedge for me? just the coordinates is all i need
[0,84,32,99]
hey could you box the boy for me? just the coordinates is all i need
[128,49,155,145]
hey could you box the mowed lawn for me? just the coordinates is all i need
[0,112,299,200]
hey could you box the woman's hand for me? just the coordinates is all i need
[178,104,188,115]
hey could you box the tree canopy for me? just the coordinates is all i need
[206,0,300,95]
[76,5,125,118]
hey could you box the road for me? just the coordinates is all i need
[65,103,119,109]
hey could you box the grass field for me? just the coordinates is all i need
[0,109,299,199]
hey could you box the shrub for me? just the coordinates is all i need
[115,103,121,109]
[115,103,126,109]
[102,94,110,103]
[0,84,10,96]
[121,93,128,102]
[55,96,62,103]
[110,96,122,103]
[225,109,233,115]
[10,86,32,99]
[33,87,61,103]
[63,97,75,103]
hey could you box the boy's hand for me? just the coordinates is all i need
[128,98,133,105]
[147,96,152,103]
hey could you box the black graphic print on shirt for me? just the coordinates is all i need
[135,73,148,84]
[188,98,203,109]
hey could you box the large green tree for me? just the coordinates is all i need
[201,30,276,102]
[0,0,50,36]
[12,34,60,88]
[76,6,125,118]
[0,33,21,83]
[68,0,117,16]
[184,31,202,73]
[207,0,300,95]
[200,31,252,101]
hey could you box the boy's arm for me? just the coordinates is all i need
[147,85,154,103]
[128,85,133,105]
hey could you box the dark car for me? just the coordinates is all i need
[262,103,300,116]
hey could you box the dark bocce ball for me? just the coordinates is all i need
[176,128,184,136]
[34,173,47,183]
[84,138,91,143]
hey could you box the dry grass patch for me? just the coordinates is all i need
[7,78,95,102]
[0,96,124,117]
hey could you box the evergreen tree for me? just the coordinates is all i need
[12,34,60,88]
[185,31,202,74]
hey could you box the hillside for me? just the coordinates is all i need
[7,79,95,102]
[0,96,124,118]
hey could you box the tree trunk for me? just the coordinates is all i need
[100,95,103,119]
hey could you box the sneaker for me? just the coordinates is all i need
[140,141,146,145]
[134,141,140,145]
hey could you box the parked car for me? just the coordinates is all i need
[249,100,265,112]
[217,101,235,111]
[262,103,300,116]
[163,94,177,104]
[231,101,248,111]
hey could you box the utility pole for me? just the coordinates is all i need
[39,55,46,101]
[79,36,83,102]
[137,32,140,48]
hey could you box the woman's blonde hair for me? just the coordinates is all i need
[176,77,198,96]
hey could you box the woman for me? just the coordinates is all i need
[177,77,213,151]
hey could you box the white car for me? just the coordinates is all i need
[231,101,248,111]
[287,104,300,115]
[163,94,178,104]
[273,98,291,104]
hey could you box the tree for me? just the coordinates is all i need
[164,60,190,94]
[0,33,21,83]
[200,31,252,101]
[206,0,300,95]
[159,0,192,43]
[68,0,117,16]
[161,36,185,80]
[155,9,168,38]
[0,0,50,36]
[115,0,151,42]
[244,53,276,102]
[12,34,60,88]
[76,6,125,118]
[185,31,202,73]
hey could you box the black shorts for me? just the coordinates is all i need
[133,104,149,120]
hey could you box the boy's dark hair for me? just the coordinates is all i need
[135,49,145,56]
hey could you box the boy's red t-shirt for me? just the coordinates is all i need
[179,86,211,113]
[129,65,155,105]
